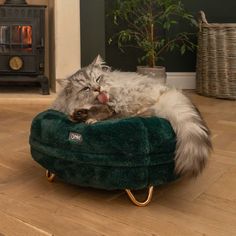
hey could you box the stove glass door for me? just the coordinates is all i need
[11,25,32,52]
[0,25,32,53]
[0,25,10,53]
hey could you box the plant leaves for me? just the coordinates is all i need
[108,0,197,64]
[181,45,186,55]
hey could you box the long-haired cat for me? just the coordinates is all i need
[52,55,212,177]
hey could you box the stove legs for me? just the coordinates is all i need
[38,75,50,95]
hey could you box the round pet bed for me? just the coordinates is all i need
[29,109,178,206]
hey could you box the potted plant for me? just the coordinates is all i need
[109,0,197,83]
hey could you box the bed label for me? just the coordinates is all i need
[69,132,83,143]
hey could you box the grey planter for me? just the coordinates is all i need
[137,66,167,84]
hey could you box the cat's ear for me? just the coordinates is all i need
[91,54,111,72]
[91,54,105,67]
[56,79,68,87]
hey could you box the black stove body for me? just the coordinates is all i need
[0,0,49,94]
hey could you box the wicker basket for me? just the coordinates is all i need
[196,11,236,99]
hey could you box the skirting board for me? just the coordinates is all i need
[166,72,196,89]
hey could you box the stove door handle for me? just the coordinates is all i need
[36,38,44,49]
[36,45,44,49]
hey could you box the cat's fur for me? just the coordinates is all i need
[52,55,212,177]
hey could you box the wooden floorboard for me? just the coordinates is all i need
[0,92,235,235]
[0,210,52,236]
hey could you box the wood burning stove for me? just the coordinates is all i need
[0,0,49,95]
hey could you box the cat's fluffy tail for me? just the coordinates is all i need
[155,89,212,176]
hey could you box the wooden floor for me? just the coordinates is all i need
[0,92,236,236]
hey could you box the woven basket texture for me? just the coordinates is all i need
[196,11,236,99]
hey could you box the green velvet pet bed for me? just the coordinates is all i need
[29,109,178,206]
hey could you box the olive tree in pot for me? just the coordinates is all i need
[109,0,197,83]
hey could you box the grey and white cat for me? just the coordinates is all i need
[52,55,212,177]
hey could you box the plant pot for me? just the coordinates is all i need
[137,66,167,84]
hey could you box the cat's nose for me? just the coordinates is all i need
[94,86,101,92]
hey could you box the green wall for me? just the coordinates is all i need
[80,0,105,67]
[81,0,236,71]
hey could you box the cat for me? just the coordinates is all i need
[51,55,212,177]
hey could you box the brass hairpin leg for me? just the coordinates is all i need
[125,186,154,207]
[46,170,56,182]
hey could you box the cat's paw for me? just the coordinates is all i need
[85,118,98,124]
[71,109,89,122]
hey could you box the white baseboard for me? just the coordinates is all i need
[56,72,197,92]
[166,72,196,89]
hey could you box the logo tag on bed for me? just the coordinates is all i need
[69,132,83,143]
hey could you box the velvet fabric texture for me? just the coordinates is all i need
[29,110,178,190]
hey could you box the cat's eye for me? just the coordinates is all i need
[102,65,111,72]
[96,75,103,83]
[82,87,90,92]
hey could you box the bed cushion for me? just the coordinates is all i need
[29,109,178,190]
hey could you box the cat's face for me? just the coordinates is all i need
[58,55,110,111]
